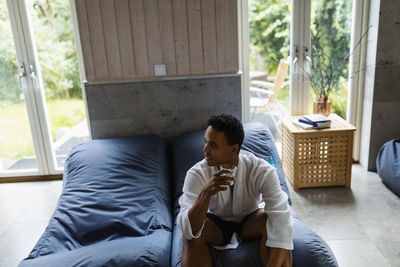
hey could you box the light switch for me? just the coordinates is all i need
[154,64,166,76]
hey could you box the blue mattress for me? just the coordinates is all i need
[376,139,400,197]
[19,135,172,267]
[171,122,338,267]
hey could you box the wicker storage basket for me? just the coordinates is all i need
[281,114,356,191]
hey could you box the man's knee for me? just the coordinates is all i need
[241,209,268,240]
[182,217,224,251]
[202,217,225,245]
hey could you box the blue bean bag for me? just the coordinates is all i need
[19,135,172,267]
[376,139,400,197]
[171,122,338,267]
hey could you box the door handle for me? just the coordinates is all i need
[29,62,39,89]
[304,46,312,74]
[293,46,299,74]
[18,63,26,89]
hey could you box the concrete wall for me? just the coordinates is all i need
[360,0,400,170]
[71,1,242,141]
[85,74,242,139]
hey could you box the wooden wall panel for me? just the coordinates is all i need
[86,0,108,79]
[201,0,218,73]
[144,0,162,76]
[216,0,238,73]
[158,0,177,75]
[228,0,239,73]
[187,0,204,74]
[74,0,238,81]
[172,0,190,75]
[75,0,95,81]
[115,0,136,78]
[100,0,122,79]
[130,0,150,77]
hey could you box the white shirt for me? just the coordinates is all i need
[177,150,294,250]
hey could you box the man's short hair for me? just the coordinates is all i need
[207,114,244,152]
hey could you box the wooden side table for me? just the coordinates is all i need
[281,114,356,191]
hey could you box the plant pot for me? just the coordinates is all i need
[313,97,331,116]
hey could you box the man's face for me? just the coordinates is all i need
[203,126,238,166]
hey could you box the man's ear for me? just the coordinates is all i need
[232,144,239,154]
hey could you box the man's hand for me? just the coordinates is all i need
[203,169,236,197]
[188,169,235,235]
[266,247,291,267]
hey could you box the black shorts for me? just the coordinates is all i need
[206,209,261,245]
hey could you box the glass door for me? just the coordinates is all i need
[0,0,42,176]
[0,0,88,178]
[309,0,352,118]
[245,0,354,141]
[290,0,353,116]
[248,0,291,141]
[25,0,89,170]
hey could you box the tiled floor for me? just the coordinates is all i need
[289,164,400,267]
[1,164,399,267]
[0,180,62,267]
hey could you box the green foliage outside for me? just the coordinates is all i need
[30,0,82,99]
[0,1,20,103]
[0,101,35,160]
[0,99,85,161]
[0,0,81,102]
[0,0,85,162]
[47,99,86,139]
[312,0,352,83]
[310,0,352,118]
[249,0,352,118]
[249,0,290,76]
[327,76,348,118]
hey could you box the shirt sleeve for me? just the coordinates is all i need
[257,162,294,250]
[177,168,207,240]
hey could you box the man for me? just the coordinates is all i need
[177,114,293,267]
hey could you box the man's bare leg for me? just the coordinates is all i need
[240,209,292,267]
[182,217,224,267]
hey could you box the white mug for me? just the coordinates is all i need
[220,165,237,187]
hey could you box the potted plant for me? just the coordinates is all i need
[310,37,334,116]
[308,27,370,116]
